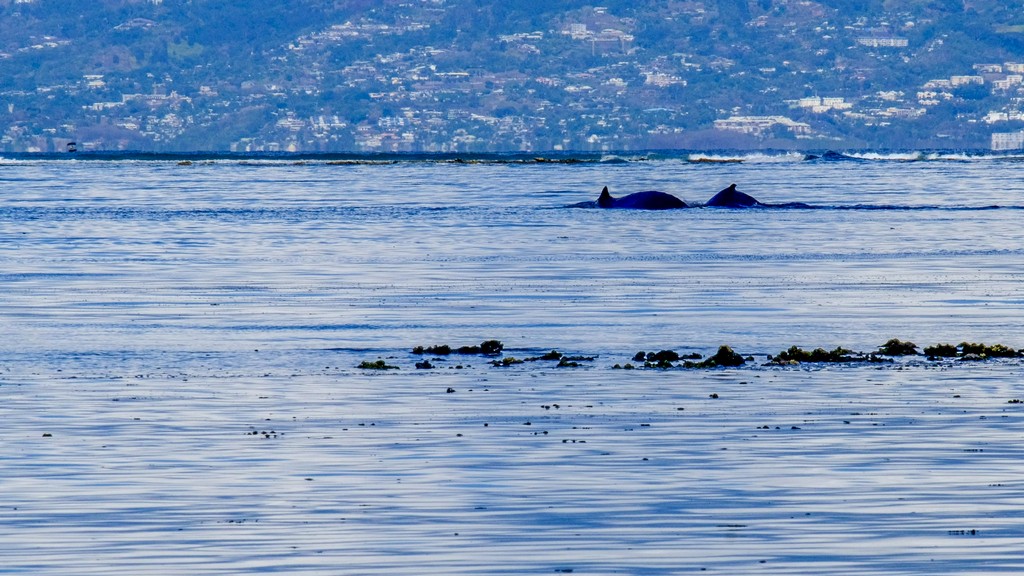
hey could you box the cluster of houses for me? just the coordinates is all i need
[10,4,1024,152]
[712,61,1024,148]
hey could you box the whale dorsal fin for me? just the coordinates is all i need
[597,186,615,208]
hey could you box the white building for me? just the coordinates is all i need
[857,37,909,48]
[992,130,1024,150]
[950,75,984,87]
[714,115,812,137]
[992,75,1023,91]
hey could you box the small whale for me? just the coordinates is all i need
[704,184,813,209]
[596,186,688,210]
[704,183,760,208]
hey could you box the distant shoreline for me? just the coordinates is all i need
[2,148,1022,164]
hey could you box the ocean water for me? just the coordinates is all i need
[2,151,1024,574]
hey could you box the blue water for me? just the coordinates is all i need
[2,152,1024,574]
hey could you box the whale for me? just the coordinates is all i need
[579,184,812,210]
[704,183,813,209]
[704,183,761,208]
[596,186,688,210]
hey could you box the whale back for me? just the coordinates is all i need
[705,183,760,208]
[597,187,687,210]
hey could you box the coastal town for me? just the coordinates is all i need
[2,0,1024,152]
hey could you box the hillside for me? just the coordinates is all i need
[3,0,1024,152]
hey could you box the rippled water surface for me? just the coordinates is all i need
[3,153,1024,574]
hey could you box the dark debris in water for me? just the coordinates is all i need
[959,342,1020,359]
[766,345,889,365]
[924,343,959,358]
[357,359,400,370]
[695,345,747,368]
[413,340,504,356]
[525,350,564,361]
[877,338,919,356]
[923,341,1020,360]
[393,338,1024,372]
[490,351,596,368]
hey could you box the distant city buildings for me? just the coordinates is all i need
[5,4,1024,152]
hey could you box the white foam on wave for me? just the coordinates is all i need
[851,151,926,161]
[686,151,805,164]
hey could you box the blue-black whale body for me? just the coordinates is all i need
[703,184,812,209]
[582,184,812,210]
[704,183,760,207]
[596,186,688,209]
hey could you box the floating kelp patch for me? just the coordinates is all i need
[630,349,704,369]
[554,356,594,368]
[635,350,676,363]
[924,343,959,358]
[633,350,704,363]
[413,340,504,356]
[525,350,564,361]
[922,341,1021,360]
[358,359,400,370]
[491,351,595,367]
[689,345,747,368]
[626,346,745,369]
[764,338,1024,365]
[394,338,1024,371]
[876,338,919,356]
[766,345,889,365]
[959,342,1020,358]
[413,344,452,355]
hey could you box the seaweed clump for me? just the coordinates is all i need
[766,345,888,365]
[457,340,505,355]
[958,338,1015,356]
[876,338,919,356]
[518,350,595,367]
[923,343,959,358]
[358,359,400,370]
[922,342,1021,361]
[633,350,704,363]
[525,350,564,361]
[413,340,504,356]
[556,356,594,368]
[684,345,746,368]
[632,349,703,369]
[412,344,451,355]
[630,346,745,369]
